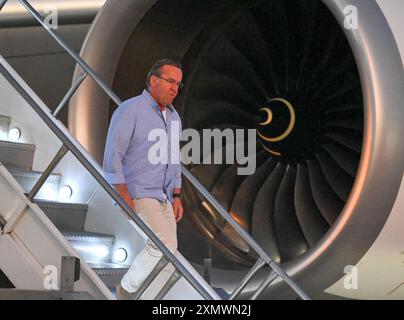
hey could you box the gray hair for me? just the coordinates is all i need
[145,58,182,89]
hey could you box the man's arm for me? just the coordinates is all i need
[103,103,136,209]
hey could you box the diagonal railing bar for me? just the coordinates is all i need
[132,256,169,300]
[53,72,87,118]
[0,0,7,12]
[154,270,182,300]
[229,257,266,300]
[250,271,279,300]
[0,214,5,229]
[16,0,121,106]
[182,168,310,300]
[27,145,68,201]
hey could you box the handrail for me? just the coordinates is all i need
[17,0,121,106]
[182,167,310,300]
[0,0,311,300]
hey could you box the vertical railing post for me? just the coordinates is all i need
[17,0,121,106]
[53,72,87,118]
[27,145,68,201]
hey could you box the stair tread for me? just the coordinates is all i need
[90,263,129,276]
[0,140,35,170]
[0,140,36,151]
[88,262,129,269]
[37,201,88,232]
[35,200,88,210]
[62,231,115,241]
[5,165,61,182]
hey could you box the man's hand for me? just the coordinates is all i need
[113,183,134,210]
[173,197,184,222]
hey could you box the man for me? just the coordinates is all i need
[103,58,184,299]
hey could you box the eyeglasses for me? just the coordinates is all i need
[155,75,184,89]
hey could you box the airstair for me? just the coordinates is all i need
[0,0,309,300]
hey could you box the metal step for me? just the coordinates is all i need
[88,262,129,289]
[0,115,10,140]
[5,166,61,200]
[63,231,115,263]
[0,140,36,169]
[35,200,87,232]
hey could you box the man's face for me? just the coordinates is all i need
[149,65,183,108]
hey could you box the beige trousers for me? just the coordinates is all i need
[121,198,177,294]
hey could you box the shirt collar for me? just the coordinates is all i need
[142,89,174,112]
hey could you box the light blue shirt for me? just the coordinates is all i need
[103,89,182,203]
